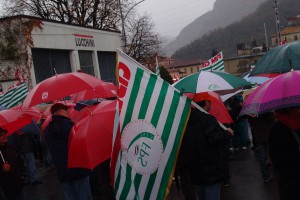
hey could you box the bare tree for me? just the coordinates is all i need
[124,14,164,63]
[2,0,165,63]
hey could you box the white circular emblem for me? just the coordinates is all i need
[121,119,164,175]
[42,92,48,100]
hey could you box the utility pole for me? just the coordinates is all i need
[264,23,269,49]
[274,0,281,45]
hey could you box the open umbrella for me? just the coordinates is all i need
[250,41,300,76]
[68,100,117,169]
[186,92,233,124]
[240,71,300,116]
[0,107,41,135]
[22,72,111,108]
[70,82,117,102]
[173,71,250,93]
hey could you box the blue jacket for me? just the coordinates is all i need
[44,115,91,182]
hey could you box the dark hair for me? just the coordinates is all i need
[0,127,8,136]
[196,100,210,108]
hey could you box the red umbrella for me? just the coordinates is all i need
[68,100,117,169]
[70,82,117,102]
[186,92,233,124]
[0,106,41,135]
[22,72,110,108]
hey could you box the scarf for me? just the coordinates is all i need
[275,111,300,131]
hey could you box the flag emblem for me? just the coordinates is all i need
[121,119,164,176]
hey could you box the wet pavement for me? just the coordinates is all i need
[24,148,279,200]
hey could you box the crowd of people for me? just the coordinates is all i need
[0,94,300,200]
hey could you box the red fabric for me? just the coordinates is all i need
[68,100,116,169]
[275,111,300,130]
[185,92,233,124]
[22,72,114,108]
[0,107,41,135]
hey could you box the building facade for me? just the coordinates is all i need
[0,15,122,89]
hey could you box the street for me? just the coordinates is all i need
[24,148,279,200]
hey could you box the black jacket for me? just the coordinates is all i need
[44,115,91,183]
[269,122,300,200]
[0,144,25,199]
[179,108,231,185]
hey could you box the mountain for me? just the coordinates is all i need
[165,0,268,55]
[172,0,300,60]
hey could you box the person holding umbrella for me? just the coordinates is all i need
[269,106,300,199]
[179,100,233,200]
[0,127,25,200]
[44,103,93,200]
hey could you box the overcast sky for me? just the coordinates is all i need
[138,0,216,38]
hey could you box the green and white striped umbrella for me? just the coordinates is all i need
[173,71,250,93]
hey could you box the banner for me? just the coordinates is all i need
[111,50,191,200]
[201,51,225,71]
[0,82,28,108]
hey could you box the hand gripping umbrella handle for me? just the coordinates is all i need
[0,150,5,163]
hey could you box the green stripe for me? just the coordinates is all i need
[143,89,181,199]
[143,170,158,200]
[119,164,133,200]
[114,157,122,196]
[0,83,27,99]
[0,85,28,105]
[156,100,191,199]
[134,80,169,198]
[115,68,144,196]
[212,61,224,70]
[3,90,28,108]
[138,74,157,119]
[151,81,169,127]
[133,74,158,198]
[121,68,144,131]
[211,59,223,68]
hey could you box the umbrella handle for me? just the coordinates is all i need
[0,150,5,163]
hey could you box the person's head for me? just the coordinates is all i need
[197,100,211,112]
[0,127,8,146]
[51,103,70,118]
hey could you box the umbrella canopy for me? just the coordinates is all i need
[240,71,300,116]
[250,41,300,76]
[243,73,270,85]
[22,72,109,108]
[0,107,41,135]
[68,100,117,169]
[186,92,233,124]
[70,82,117,102]
[173,71,250,93]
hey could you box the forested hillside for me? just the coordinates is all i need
[172,0,300,60]
[165,0,267,55]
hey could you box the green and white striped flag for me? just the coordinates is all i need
[111,50,191,200]
[200,51,225,71]
[0,82,28,108]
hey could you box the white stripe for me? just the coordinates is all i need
[196,71,233,92]
[126,73,151,199]
[112,101,119,150]
[137,80,173,200]
[150,95,187,199]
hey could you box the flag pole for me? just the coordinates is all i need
[0,150,5,163]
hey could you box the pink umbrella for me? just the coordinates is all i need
[240,71,300,116]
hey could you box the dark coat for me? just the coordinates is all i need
[44,115,91,183]
[248,112,276,143]
[0,144,25,199]
[179,108,231,185]
[269,122,300,200]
